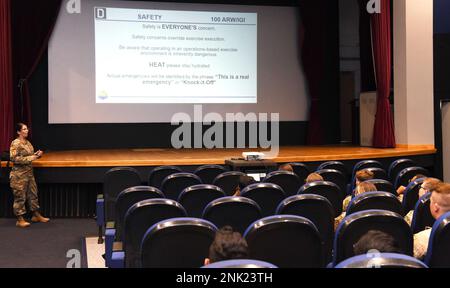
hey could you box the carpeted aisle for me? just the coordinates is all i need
[0,218,98,268]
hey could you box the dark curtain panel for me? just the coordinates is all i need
[358,0,376,92]
[11,0,62,138]
[371,0,395,147]
[0,0,14,152]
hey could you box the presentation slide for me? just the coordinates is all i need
[48,0,308,123]
[95,7,257,103]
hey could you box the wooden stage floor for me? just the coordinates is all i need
[6,145,436,168]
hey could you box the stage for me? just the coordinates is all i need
[0,145,437,218]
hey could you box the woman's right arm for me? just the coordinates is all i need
[10,141,38,165]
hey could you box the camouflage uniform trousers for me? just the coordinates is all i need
[10,172,40,216]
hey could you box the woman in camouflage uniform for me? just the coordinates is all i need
[10,123,49,228]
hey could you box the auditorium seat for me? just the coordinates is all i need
[96,167,141,243]
[364,179,395,195]
[105,186,164,267]
[335,253,427,268]
[148,165,182,189]
[202,196,262,234]
[402,177,425,213]
[160,172,202,200]
[298,181,342,217]
[318,161,349,181]
[276,194,334,263]
[194,164,228,184]
[240,183,285,217]
[244,215,323,268]
[315,169,347,197]
[178,184,225,218]
[287,162,310,183]
[388,158,416,182]
[263,170,301,197]
[424,212,450,268]
[332,210,413,267]
[140,218,217,268]
[346,191,403,216]
[202,259,277,268]
[212,171,247,196]
[352,159,384,177]
[113,198,187,268]
[394,166,429,190]
[411,193,435,234]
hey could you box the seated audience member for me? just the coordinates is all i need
[403,177,442,226]
[279,163,293,172]
[204,226,249,265]
[232,175,256,196]
[355,169,375,186]
[335,182,378,230]
[396,173,427,199]
[353,230,403,255]
[414,182,450,260]
[305,172,324,183]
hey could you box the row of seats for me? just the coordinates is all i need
[108,209,450,268]
[104,186,439,268]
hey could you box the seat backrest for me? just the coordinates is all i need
[298,181,342,217]
[346,191,403,216]
[178,184,225,218]
[140,217,217,268]
[194,165,228,184]
[333,210,413,266]
[364,179,395,195]
[114,186,164,241]
[402,178,425,213]
[148,165,182,189]
[318,161,349,181]
[287,162,310,182]
[352,160,384,177]
[276,194,334,263]
[240,183,285,217]
[202,196,262,234]
[244,215,323,268]
[160,172,202,200]
[202,259,277,268]
[424,212,450,267]
[411,192,435,234]
[335,253,428,268]
[263,170,301,197]
[123,199,187,268]
[394,166,429,190]
[388,158,416,182]
[212,171,246,196]
[315,169,347,196]
[104,167,142,222]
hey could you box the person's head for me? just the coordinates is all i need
[204,226,249,265]
[353,230,403,255]
[354,181,377,197]
[233,175,256,196]
[410,174,427,183]
[419,177,441,198]
[355,169,374,185]
[15,123,28,139]
[429,182,450,220]
[305,172,324,183]
[279,164,293,172]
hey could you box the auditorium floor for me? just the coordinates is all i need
[0,218,97,268]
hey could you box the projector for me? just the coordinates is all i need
[242,152,265,161]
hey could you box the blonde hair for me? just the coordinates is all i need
[422,178,441,192]
[431,182,450,212]
[355,169,374,182]
[306,173,324,183]
[355,182,377,196]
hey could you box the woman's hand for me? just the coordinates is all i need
[34,150,44,158]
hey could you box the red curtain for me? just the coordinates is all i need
[11,0,62,138]
[0,0,14,152]
[371,0,396,147]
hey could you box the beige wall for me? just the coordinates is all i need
[394,0,434,145]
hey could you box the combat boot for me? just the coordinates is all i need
[16,216,31,228]
[31,211,50,223]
